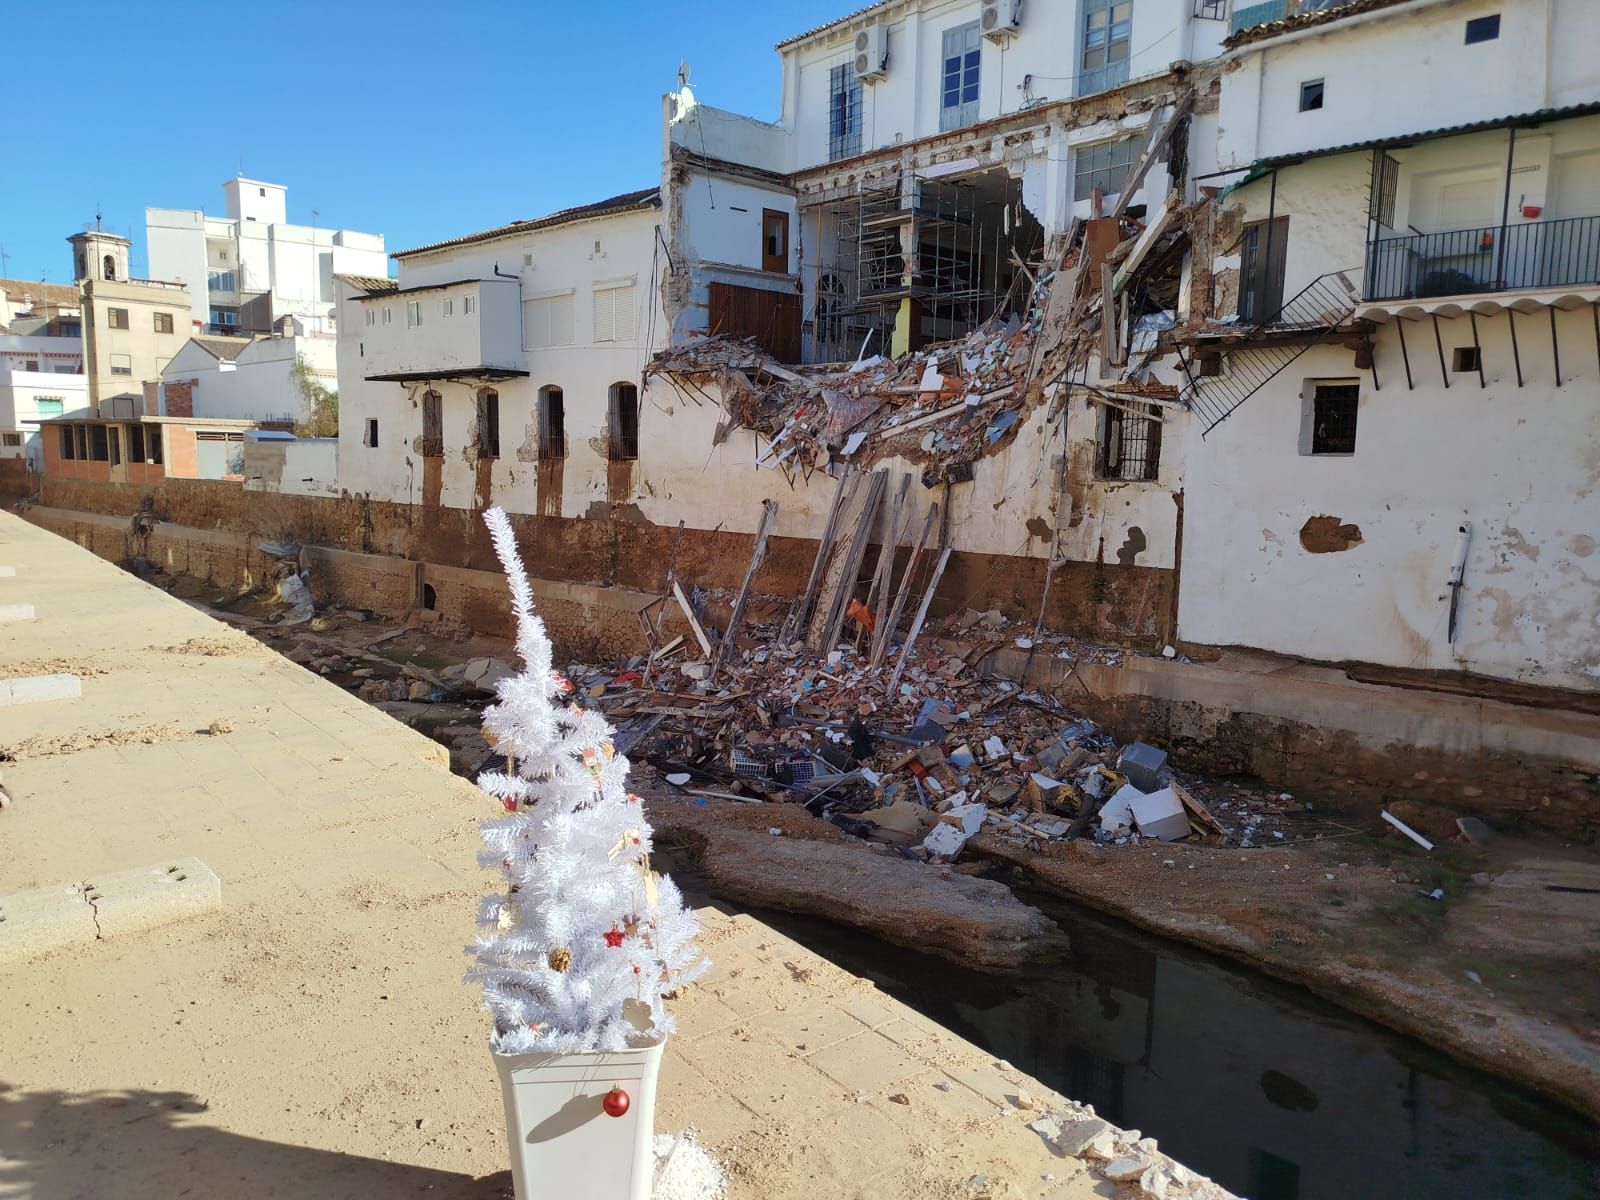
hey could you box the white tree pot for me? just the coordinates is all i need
[493,1037,665,1200]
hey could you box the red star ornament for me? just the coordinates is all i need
[603,927,626,949]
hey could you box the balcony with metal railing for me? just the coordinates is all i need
[1364,215,1600,302]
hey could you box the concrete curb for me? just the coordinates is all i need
[0,857,221,967]
[0,673,82,706]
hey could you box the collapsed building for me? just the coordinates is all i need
[21,0,1600,826]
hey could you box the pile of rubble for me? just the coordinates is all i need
[576,618,1299,865]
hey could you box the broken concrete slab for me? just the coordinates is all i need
[1054,1117,1113,1157]
[1456,816,1495,846]
[0,673,82,706]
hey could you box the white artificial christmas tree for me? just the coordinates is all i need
[468,506,707,1054]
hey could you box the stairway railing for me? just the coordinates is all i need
[1180,269,1361,437]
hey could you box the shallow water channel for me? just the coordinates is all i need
[668,855,1600,1199]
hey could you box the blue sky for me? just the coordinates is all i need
[0,1,850,284]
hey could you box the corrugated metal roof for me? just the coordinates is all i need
[775,1,890,49]
[391,188,661,260]
[1234,102,1600,180]
[335,273,397,294]
[1224,0,1415,48]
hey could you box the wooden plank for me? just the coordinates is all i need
[1111,193,1181,297]
[784,467,858,640]
[862,474,912,625]
[802,470,873,646]
[814,470,888,651]
[874,400,968,438]
[884,545,954,698]
[714,499,780,678]
[870,502,939,668]
[1112,93,1193,219]
[672,579,713,658]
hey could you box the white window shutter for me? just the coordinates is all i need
[593,288,615,342]
[614,286,636,343]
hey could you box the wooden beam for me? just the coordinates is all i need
[713,499,780,679]
[867,475,914,654]
[1112,93,1193,220]
[672,579,714,658]
[871,502,939,668]
[812,469,888,651]
[885,545,955,698]
[1111,193,1181,297]
[784,467,857,640]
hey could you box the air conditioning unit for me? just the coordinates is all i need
[854,24,888,83]
[981,0,1022,41]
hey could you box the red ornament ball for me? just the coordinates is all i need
[603,1086,630,1118]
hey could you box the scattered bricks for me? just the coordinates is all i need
[0,881,98,966]
[82,857,221,941]
[0,673,82,706]
[0,603,36,623]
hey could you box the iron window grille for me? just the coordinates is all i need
[829,63,863,162]
[1098,401,1162,480]
[1310,383,1358,454]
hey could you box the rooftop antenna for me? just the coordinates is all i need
[677,60,691,89]
[0,243,11,278]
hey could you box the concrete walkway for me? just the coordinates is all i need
[0,513,1222,1199]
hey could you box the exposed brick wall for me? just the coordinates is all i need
[0,457,31,504]
[163,380,195,418]
[32,475,1175,648]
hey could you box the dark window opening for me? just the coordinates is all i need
[1097,401,1162,480]
[477,389,500,459]
[107,306,130,330]
[154,312,174,334]
[1453,346,1482,373]
[129,424,145,463]
[60,426,75,460]
[89,425,109,461]
[1465,13,1500,43]
[539,386,567,459]
[108,426,121,467]
[146,425,163,465]
[74,425,87,460]
[102,254,117,281]
[1310,383,1359,455]
[1239,217,1289,323]
[762,209,790,274]
[421,583,437,610]
[609,382,639,461]
[365,418,379,448]
[1192,0,1224,16]
[420,390,442,457]
[1299,79,1324,112]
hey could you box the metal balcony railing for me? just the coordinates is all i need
[1365,214,1600,301]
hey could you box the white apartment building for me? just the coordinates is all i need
[147,178,387,337]
[335,189,663,517]
[1175,0,1600,690]
[0,334,87,465]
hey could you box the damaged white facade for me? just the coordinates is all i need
[334,190,666,516]
[1176,0,1600,689]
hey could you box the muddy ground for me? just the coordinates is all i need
[156,570,1600,1122]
